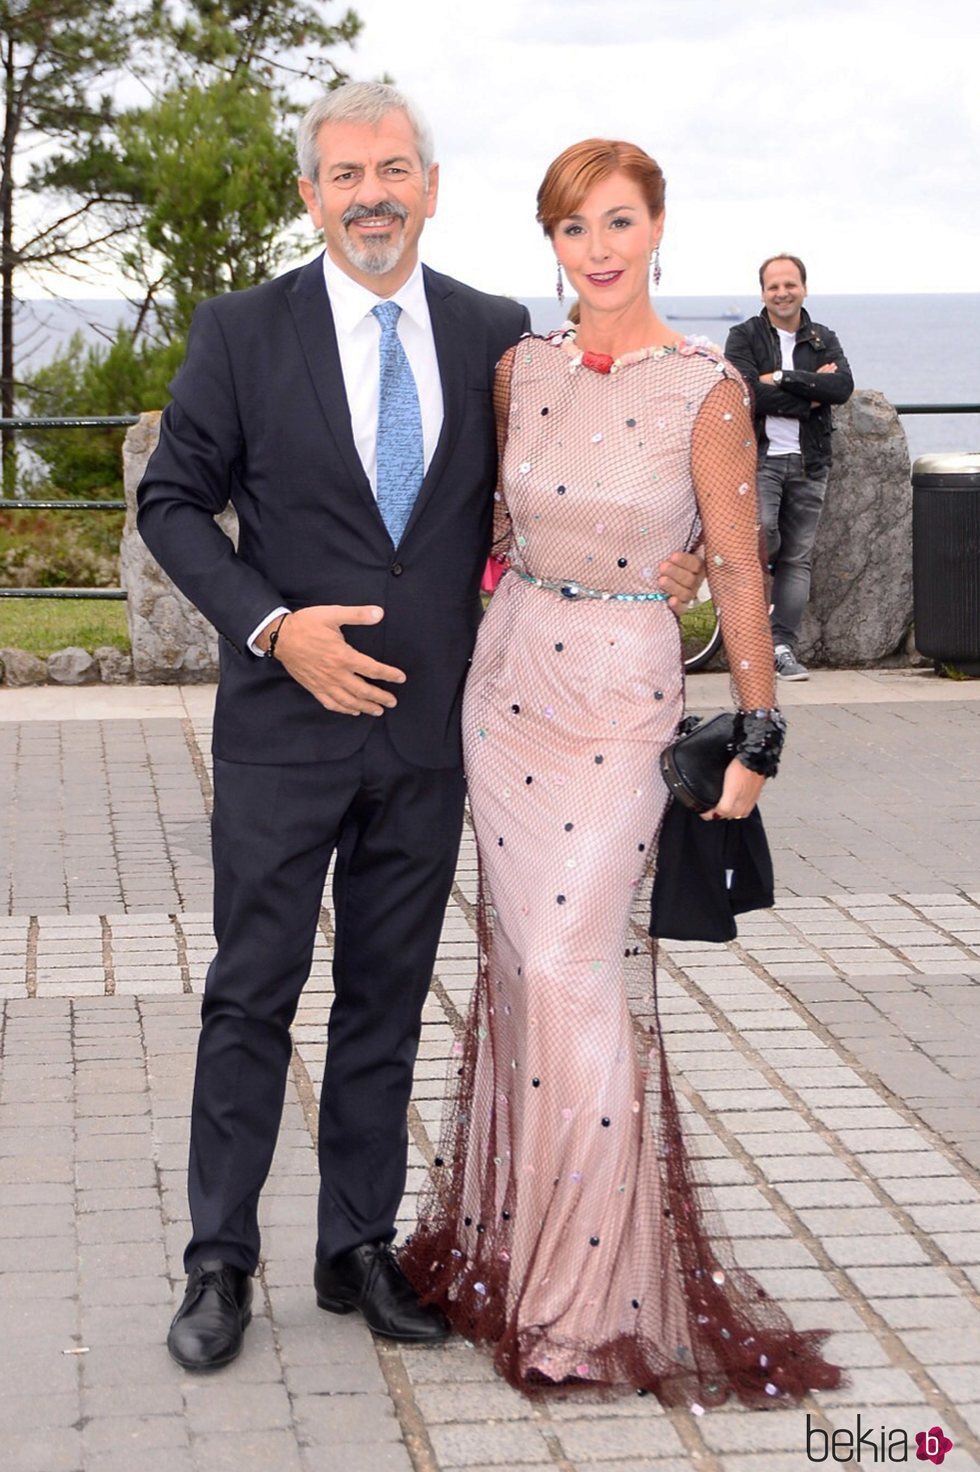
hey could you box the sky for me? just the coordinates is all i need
[327,0,979,298]
[31,0,980,301]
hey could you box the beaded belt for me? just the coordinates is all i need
[512,568,668,603]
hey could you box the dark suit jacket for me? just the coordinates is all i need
[137,256,529,768]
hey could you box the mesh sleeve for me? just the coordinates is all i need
[691,373,777,714]
[489,346,517,561]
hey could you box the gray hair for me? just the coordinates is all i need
[296,82,435,188]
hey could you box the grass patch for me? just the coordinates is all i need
[0,598,130,657]
[679,597,718,662]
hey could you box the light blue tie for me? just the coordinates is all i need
[372,300,424,546]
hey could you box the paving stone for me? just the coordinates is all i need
[291,1391,403,1443]
[856,1151,957,1177]
[817,1365,928,1406]
[82,1414,189,1455]
[843,1266,961,1297]
[189,1430,305,1472]
[428,1421,554,1465]
[906,1203,980,1233]
[300,1445,414,1472]
[819,1234,930,1267]
[2,1427,84,1472]
[411,1381,532,1423]
[86,1453,195,1472]
[930,1232,980,1263]
[698,1409,813,1452]
[554,1415,684,1460]
[794,1207,902,1236]
[0,1392,80,1433]
[876,1174,978,1206]
[750,1268,841,1300]
[81,1381,185,1419]
[874,1296,980,1330]
[897,1326,980,1364]
[183,1379,294,1434]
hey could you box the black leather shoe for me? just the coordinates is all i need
[314,1243,450,1343]
[167,1259,253,1370]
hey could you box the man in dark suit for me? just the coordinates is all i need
[139,81,702,1371]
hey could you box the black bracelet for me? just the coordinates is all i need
[735,708,787,778]
[267,613,289,660]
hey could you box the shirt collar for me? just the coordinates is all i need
[320,249,429,332]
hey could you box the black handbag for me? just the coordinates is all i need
[659,712,737,814]
[652,713,775,942]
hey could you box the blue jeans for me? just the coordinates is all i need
[757,454,829,649]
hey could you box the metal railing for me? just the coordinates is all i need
[0,415,137,599]
[894,403,980,415]
[0,403,977,603]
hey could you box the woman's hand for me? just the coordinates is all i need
[700,758,765,821]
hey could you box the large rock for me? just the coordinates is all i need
[0,647,48,686]
[120,413,238,682]
[94,645,133,684]
[47,646,97,684]
[798,390,912,666]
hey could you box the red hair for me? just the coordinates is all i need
[536,139,666,237]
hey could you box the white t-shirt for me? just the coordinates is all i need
[764,328,800,455]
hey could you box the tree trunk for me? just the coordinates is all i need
[2,37,17,496]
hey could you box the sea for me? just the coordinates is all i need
[13,292,980,465]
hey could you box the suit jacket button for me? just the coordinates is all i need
[390,562,404,576]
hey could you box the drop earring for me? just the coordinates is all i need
[651,246,662,290]
[556,260,565,305]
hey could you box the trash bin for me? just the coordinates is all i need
[912,452,980,671]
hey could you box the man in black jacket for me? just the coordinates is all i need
[725,255,853,680]
[139,81,703,1372]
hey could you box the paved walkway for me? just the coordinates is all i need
[1,672,979,1471]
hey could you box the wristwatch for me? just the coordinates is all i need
[772,369,784,385]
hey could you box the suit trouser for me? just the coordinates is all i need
[184,720,466,1274]
[757,453,829,650]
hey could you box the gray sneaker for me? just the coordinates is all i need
[774,646,809,681]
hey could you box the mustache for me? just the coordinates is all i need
[342,201,408,227]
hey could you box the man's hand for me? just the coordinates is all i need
[259,605,406,716]
[816,362,837,374]
[657,549,706,614]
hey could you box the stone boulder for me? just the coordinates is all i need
[0,647,48,686]
[47,646,97,684]
[120,413,238,682]
[798,390,912,666]
[94,645,133,684]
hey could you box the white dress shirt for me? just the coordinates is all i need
[249,251,445,653]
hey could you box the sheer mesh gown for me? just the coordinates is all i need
[400,332,842,1408]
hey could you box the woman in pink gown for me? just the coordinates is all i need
[401,139,841,1409]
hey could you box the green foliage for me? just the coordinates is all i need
[148,0,363,82]
[21,331,183,497]
[115,80,303,336]
[8,0,363,427]
[0,504,122,589]
[2,0,139,484]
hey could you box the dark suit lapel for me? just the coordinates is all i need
[398,267,468,544]
[285,257,378,516]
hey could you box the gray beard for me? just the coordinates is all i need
[339,203,409,276]
[340,230,405,276]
